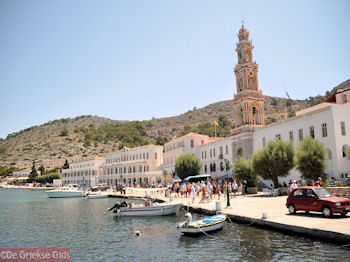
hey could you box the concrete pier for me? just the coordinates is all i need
[108,189,350,245]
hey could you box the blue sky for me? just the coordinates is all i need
[0,0,349,139]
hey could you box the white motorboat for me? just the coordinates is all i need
[177,213,226,235]
[109,201,182,216]
[46,184,85,198]
[86,192,109,199]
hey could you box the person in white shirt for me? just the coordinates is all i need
[290,180,298,191]
[206,182,213,202]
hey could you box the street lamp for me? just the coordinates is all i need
[224,159,231,207]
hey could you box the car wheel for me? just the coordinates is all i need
[305,211,309,214]
[322,206,332,218]
[288,204,296,214]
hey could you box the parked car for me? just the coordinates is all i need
[286,186,350,217]
[91,183,109,192]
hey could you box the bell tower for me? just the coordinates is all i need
[233,24,265,132]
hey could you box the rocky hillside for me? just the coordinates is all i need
[0,79,348,170]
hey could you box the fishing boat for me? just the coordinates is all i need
[46,184,85,198]
[86,192,109,199]
[108,201,182,216]
[177,213,226,235]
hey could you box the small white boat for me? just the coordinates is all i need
[177,213,226,235]
[109,201,182,216]
[86,192,108,199]
[46,184,85,198]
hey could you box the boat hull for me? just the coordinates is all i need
[46,191,84,198]
[116,203,182,216]
[179,214,226,235]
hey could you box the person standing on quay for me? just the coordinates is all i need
[291,180,298,191]
[191,182,196,204]
[242,180,248,197]
[232,180,238,197]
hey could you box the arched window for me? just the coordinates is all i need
[213,163,216,171]
[342,145,349,158]
[204,164,207,173]
[237,148,243,157]
[252,107,259,125]
[239,109,244,126]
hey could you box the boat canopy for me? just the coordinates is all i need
[182,174,211,184]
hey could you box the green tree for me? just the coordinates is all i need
[155,136,168,146]
[35,172,61,184]
[62,159,69,169]
[180,124,193,136]
[253,140,294,188]
[233,157,257,187]
[175,153,202,180]
[60,128,69,136]
[288,110,296,118]
[295,137,327,181]
[196,122,215,137]
[29,161,38,181]
[38,164,45,175]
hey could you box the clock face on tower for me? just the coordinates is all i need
[248,71,254,78]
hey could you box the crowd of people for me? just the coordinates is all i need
[164,179,248,204]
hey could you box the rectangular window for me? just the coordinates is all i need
[190,139,194,148]
[220,146,223,155]
[225,145,228,154]
[155,153,157,159]
[205,151,207,159]
[210,149,212,158]
[201,140,204,145]
[213,148,216,157]
[289,131,293,142]
[262,137,266,147]
[201,151,203,159]
[275,134,281,140]
[322,123,327,137]
[298,129,303,141]
[309,126,314,138]
[341,121,346,136]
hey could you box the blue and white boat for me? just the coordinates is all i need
[177,213,226,235]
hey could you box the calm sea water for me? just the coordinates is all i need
[0,188,348,261]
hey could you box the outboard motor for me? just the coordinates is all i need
[108,202,121,212]
[177,213,192,229]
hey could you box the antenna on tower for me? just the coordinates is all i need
[242,15,245,25]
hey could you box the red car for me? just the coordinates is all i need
[286,186,350,217]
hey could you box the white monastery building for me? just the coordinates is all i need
[99,145,163,186]
[162,133,217,176]
[61,157,105,187]
[254,88,350,182]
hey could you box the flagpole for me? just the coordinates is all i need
[284,86,287,120]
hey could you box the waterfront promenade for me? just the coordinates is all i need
[2,184,349,244]
[109,188,350,244]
